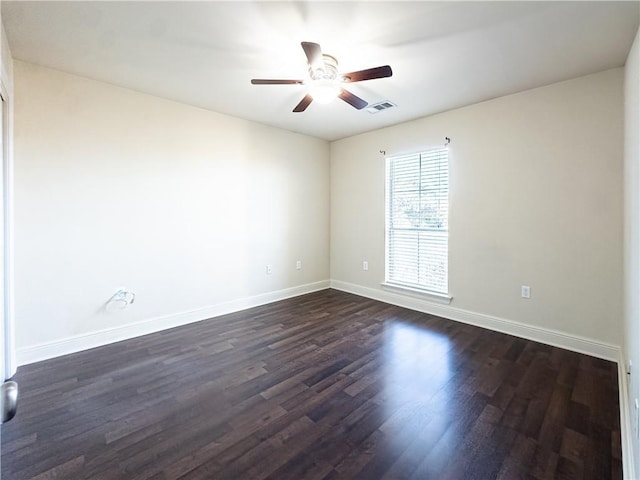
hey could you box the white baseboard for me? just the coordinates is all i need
[330,280,620,362]
[21,279,620,365]
[17,280,331,366]
[618,351,637,480]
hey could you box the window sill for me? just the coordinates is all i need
[381,282,452,305]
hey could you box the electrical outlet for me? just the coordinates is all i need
[521,285,531,299]
[363,261,369,271]
[266,265,272,275]
[296,260,302,270]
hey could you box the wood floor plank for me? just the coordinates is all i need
[2,289,622,479]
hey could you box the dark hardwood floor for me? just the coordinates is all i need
[2,289,622,479]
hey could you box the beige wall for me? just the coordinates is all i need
[623,25,640,479]
[331,68,624,346]
[12,60,627,359]
[13,61,330,356]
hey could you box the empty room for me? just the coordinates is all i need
[0,1,638,479]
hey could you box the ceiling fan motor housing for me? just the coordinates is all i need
[310,54,339,81]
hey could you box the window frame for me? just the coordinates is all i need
[383,147,451,302]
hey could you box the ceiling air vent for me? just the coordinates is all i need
[367,101,396,114]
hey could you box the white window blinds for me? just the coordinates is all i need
[385,147,449,294]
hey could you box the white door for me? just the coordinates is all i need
[0,82,18,477]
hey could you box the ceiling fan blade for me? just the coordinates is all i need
[293,94,313,112]
[341,65,393,83]
[251,79,304,85]
[338,89,368,110]
[301,41,323,70]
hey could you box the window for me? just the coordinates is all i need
[385,147,449,295]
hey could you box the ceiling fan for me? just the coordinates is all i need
[251,41,393,113]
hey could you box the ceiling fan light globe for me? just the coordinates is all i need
[309,80,341,104]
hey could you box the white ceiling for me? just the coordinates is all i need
[2,1,639,141]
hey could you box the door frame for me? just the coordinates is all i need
[0,78,15,381]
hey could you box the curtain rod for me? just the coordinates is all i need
[380,137,451,157]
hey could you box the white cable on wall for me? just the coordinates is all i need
[105,288,135,313]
